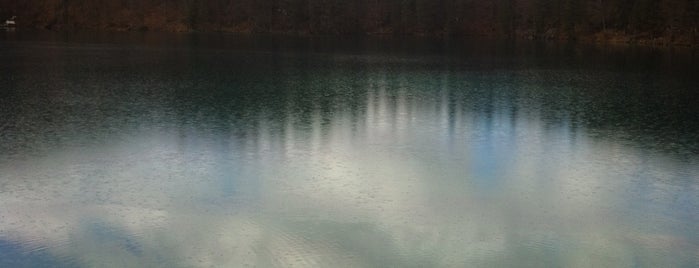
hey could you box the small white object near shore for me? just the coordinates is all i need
[3,16,16,28]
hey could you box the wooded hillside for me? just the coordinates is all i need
[1,0,697,45]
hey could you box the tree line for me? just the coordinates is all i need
[1,0,696,43]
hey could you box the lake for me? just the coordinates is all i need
[0,32,698,267]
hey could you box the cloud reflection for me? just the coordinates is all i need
[1,49,698,267]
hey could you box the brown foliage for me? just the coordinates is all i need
[0,0,696,45]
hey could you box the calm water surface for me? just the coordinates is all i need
[0,32,698,267]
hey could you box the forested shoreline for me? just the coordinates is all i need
[1,0,697,45]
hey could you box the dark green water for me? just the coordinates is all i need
[0,32,698,267]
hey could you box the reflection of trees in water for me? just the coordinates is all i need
[164,55,698,159]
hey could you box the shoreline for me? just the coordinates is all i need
[4,27,697,49]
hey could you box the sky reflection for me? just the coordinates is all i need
[0,36,698,267]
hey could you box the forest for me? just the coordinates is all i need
[1,0,697,45]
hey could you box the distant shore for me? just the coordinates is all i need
[2,0,696,47]
[6,25,696,48]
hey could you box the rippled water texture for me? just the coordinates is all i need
[1,33,698,267]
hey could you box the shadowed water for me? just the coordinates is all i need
[0,32,698,267]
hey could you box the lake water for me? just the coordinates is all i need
[0,32,698,267]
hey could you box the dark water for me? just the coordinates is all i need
[1,32,698,267]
